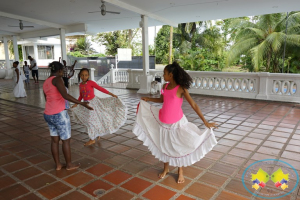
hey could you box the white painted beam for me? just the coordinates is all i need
[19,24,86,39]
[0,11,65,29]
[104,0,178,27]
[0,30,18,36]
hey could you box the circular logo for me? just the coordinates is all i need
[242,159,299,199]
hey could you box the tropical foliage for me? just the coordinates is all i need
[92,29,141,56]
[227,12,300,72]
[74,36,96,55]
[70,11,300,73]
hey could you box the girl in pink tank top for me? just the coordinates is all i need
[43,62,93,171]
[133,62,218,184]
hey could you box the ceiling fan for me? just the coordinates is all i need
[89,0,120,16]
[8,20,34,30]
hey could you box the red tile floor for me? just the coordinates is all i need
[0,79,300,199]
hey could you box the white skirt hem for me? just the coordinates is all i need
[132,122,217,167]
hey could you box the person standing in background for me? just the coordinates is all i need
[59,57,77,88]
[28,56,39,84]
[23,61,30,84]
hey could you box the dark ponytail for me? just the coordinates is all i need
[49,61,63,73]
[165,62,193,89]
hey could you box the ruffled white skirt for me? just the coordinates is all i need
[13,77,27,98]
[71,97,127,140]
[133,100,217,167]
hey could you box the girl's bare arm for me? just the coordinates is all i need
[183,88,217,129]
[141,95,163,103]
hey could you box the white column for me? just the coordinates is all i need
[137,15,152,94]
[3,37,12,79]
[60,28,67,64]
[33,44,38,61]
[12,36,19,61]
[90,68,95,81]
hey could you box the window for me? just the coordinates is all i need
[37,45,54,59]
[24,46,34,59]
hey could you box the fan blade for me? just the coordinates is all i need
[88,11,101,13]
[106,11,120,14]
[8,25,19,27]
[23,26,34,28]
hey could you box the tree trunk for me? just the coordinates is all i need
[266,50,272,72]
[169,26,173,64]
[128,29,133,48]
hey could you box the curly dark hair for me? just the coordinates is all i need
[49,61,63,73]
[79,68,89,75]
[165,62,193,89]
[79,68,90,81]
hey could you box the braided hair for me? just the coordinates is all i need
[165,62,193,90]
[49,61,63,73]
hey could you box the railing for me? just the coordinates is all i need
[19,67,95,85]
[97,69,300,103]
[97,70,111,85]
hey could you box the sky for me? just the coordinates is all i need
[91,26,162,54]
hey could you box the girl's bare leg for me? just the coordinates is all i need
[158,162,169,178]
[51,136,63,170]
[62,138,80,170]
[178,167,185,183]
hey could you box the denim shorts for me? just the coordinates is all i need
[44,110,71,140]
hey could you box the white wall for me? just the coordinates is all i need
[21,39,62,67]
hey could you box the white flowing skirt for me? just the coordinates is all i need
[133,100,217,167]
[71,97,127,140]
[13,77,27,98]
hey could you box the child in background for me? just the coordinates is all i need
[23,61,30,84]
[72,68,127,146]
[43,62,93,170]
[134,62,218,183]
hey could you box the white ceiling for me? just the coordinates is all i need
[0,0,299,38]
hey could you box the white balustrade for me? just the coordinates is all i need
[96,69,300,103]
[19,67,96,86]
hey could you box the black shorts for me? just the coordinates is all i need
[32,70,39,78]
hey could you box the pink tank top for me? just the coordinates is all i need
[159,83,183,124]
[43,76,65,115]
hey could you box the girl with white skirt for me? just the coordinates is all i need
[133,62,218,183]
[12,61,27,98]
[72,68,127,146]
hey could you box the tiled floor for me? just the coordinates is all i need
[0,79,300,199]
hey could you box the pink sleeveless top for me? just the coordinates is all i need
[43,76,65,115]
[159,83,183,124]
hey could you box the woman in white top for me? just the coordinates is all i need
[13,61,27,98]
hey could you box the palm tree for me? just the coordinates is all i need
[75,36,95,55]
[227,12,300,72]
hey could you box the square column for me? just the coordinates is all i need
[60,28,67,64]
[13,36,19,62]
[137,15,152,94]
[3,37,13,79]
